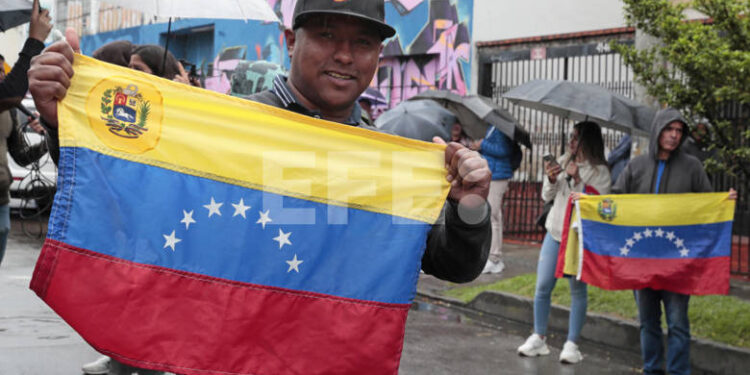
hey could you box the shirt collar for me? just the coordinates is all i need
[270,74,362,126]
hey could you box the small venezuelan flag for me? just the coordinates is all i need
[557,193,735,295]
[30,55,450,375]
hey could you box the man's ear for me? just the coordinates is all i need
[284,29,296,60]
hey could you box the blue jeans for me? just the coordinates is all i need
[0,205,10,267]
[635,288,691,375]
[533,233,588,342]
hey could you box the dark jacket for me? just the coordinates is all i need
[0,109,48,205]
[0,38,45,110]
[479,126,513,180]
[249,89,491,283]
[613,108,712,195]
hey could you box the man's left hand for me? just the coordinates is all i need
[434,137,491,209]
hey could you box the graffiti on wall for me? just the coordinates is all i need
[201,0,472,112]
[374,0,471,116]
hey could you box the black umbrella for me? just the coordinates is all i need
[410,90,531,148]
[502,80,655,136]
[375,99,456,142]
[0,0,32,32]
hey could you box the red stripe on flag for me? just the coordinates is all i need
[580,249,730,295]
[31,239,408,375]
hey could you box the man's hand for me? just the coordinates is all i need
[434,137,491,209]
[28,29,79,129]
[29,0,53,43]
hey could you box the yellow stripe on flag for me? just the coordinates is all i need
[58,55,449,223]
[578,193,734,226]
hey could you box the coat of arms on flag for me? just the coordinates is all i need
[556,193,735,295]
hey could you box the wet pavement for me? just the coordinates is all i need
[1,218,640,374]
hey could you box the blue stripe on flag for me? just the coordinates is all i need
[580,219,731,259]
[49,147,431,304]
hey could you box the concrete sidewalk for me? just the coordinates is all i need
[416,242,750,375]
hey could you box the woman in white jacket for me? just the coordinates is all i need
[517,121,611,364]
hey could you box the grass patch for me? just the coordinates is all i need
[442,273,750,348]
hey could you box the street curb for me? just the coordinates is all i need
[417,290,750,374]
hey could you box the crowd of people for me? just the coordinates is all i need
[0,0,738,374]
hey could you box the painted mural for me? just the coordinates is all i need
[80,0,473,116]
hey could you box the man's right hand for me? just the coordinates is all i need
[29,0,53,43]
[28,33,78,129]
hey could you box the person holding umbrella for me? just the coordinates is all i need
[472,125,517,274]
[517,121,611,364]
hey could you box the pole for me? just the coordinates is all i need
[161,17,172,76]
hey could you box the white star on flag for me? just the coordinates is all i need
[180,210,196,230]
[256,210,272,229]
[643,228,653,237]
[666,231,675,240]
[674,238,684,248]
[286,254,303,273]
[232,198,251,218]
[633,232,642,241]
[626,238,635,247]
[274,228,292,249]
[163,230,181,251]
[620,247,630,256]
[680,248,690,257]
[203,197,223,217]
[655,228,664,237]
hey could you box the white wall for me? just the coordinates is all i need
[470,0,628,93]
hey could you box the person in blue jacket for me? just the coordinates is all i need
[474,125,515,273]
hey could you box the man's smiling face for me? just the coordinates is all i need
[286,14,383,116]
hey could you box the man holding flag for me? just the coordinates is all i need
[27,1,492,374]
[613,107,736,375]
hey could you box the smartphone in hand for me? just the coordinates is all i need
[543,154,559,168]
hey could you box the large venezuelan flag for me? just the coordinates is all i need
[569,193,735,295]
[30,55,450,375]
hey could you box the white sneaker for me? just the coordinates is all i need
[482,260,505,274]
[82,356,111,374]
[490,260,505,274]
[559,341,583,364]
[517,333,550,357]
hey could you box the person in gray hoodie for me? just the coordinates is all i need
[613,108,735,375]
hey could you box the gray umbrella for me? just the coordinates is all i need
[375,99,456,142]
[0,0,32,32]
[502,80,656,136]
[410,90,531,148]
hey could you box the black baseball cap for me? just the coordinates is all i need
[292,0,396,40]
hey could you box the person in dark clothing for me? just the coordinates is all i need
[613,108,736,375]
[0,0,51,265]
[0,0,51,111]
[27,0,492,338]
